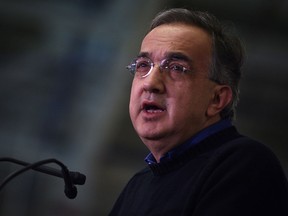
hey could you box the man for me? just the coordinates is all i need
[109,8,288,215]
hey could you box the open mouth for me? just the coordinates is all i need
[142,103,165,113]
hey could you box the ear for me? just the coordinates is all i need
[206,85,233,117]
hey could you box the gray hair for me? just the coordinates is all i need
[149,8,244,120]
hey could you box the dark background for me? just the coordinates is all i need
[0,0,287,215]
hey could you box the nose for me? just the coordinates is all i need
[143,65,165,94]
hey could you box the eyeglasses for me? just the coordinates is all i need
[126,57,192,79]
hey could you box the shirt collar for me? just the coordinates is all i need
[145,119,232,165]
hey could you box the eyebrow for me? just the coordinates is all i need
[166,52,193,63]
[137,52,150,58]
[137,51,193,63]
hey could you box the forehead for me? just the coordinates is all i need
[140,24,212,61]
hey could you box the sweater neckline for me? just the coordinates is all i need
[148,126,241,176]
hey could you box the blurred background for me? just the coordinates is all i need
[0,0,287,215]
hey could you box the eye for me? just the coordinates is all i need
[167,61,190,74]
[169,64,186,73]
[127,58,152,76]
[135,58,152,73]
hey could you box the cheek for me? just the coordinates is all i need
[129,93,135,118]
[129,81,139,117]
[170,83,209,115]
[130,79,140,97]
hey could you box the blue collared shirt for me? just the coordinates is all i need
[145,120,232,165]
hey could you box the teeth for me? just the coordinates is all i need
[146,109,163,113]
[144,105,164,113]
[142,103,165,113]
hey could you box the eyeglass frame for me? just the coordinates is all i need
[126,56,193,79]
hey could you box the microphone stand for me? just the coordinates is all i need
[0,157,86,199]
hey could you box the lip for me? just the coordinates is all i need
[140,100,166,115]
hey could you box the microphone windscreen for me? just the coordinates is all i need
[70,172,86,185]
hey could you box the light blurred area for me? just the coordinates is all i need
[0,0,287,215]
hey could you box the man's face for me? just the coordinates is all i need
[129,24,219,154]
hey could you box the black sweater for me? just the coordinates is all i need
[109,127,288,216]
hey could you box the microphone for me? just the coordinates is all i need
[0,157,86,199]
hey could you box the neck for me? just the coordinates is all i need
[142,117,221,162]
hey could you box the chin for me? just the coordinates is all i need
[138,129,167,142]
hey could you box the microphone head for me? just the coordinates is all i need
[64,185,78,199]
[70,172,86,185]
